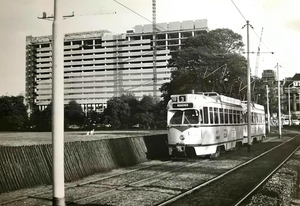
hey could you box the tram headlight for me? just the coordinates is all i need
[179,135,185,141]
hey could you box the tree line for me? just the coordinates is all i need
[0,94,166,131]
[1,28,276,131]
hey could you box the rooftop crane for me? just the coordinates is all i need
[254,27,263,77]
[252,27,264,103]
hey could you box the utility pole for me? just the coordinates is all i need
[246,20,252,152]
[242,20,252,152]
[276,63,282,138]
[266,85,270,133]
[52,0,65,205]
[38,2,73,206]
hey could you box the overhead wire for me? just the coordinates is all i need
[113,0,166,32]
[230,0,247,22]
[231,0,292,78]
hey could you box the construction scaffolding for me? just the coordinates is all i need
[113,34,124,97]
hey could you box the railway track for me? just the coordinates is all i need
[1,159,208,205]
[1,133,299,206]
[160,134,300,206]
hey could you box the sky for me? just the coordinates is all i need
[0,0,299,96]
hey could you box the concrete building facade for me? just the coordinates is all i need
[262,69,276,86]
[25,19,208,112]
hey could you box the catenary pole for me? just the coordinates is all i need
[52,0,65,205]
[246,20,252,152]
[288,83,292,126]
[277,63,282,138]
[266,85,270,134]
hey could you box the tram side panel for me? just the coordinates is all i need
[242,103,266,144]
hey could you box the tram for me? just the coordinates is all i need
[167,92,266,158]
[241,101,266,144]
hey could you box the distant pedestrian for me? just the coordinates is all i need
[86,129,95,135]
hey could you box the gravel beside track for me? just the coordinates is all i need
[166,134,300,206]
[243,151,300,206]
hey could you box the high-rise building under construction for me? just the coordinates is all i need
[25,19,208,112]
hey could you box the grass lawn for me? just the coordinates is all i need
[0,130,167,146]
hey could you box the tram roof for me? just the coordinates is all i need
[169,92,242,106]
[241,101,265,111]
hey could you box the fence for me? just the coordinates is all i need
[0,134,168,193]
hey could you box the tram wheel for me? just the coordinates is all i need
[236,142,243,150]
[210,147,221,159]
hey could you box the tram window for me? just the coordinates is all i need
[209,107,214,124]
[234,110,238,123]
[203,107,209,124]
[229,109,233,124]
[199,109,203,124]
[184,109,200,124]
[233,110,237,123]
[169,111,183,124]
[224,109,229,124]
[219,108,224,124]
[214,108,219,124]
[242,112,244,123]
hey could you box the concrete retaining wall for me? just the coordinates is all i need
[0,134,169,193]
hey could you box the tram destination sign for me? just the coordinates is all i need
[173,103,193,108]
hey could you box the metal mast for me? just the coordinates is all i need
[246,20,252,152]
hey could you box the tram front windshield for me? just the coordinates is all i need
[169,109,200,125]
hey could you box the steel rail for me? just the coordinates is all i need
[233,144,300,206]
[1,160,173,205]
[157,135,298,206]
[70,160,204,205]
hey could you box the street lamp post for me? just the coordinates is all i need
[276,63,281,138]
[288,82,293,126]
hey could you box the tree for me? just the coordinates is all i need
[85,110,104,129]
[0,96,28,131]
[119,93,140,126]
[64,100,85,128]
[153,100,167,129]
[135,95,156,129]
[161,28,247,103]
[104,97,131,129]
[37,103,52,131]
[102,94,167,129]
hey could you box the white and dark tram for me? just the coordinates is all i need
[167,92,266,158]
